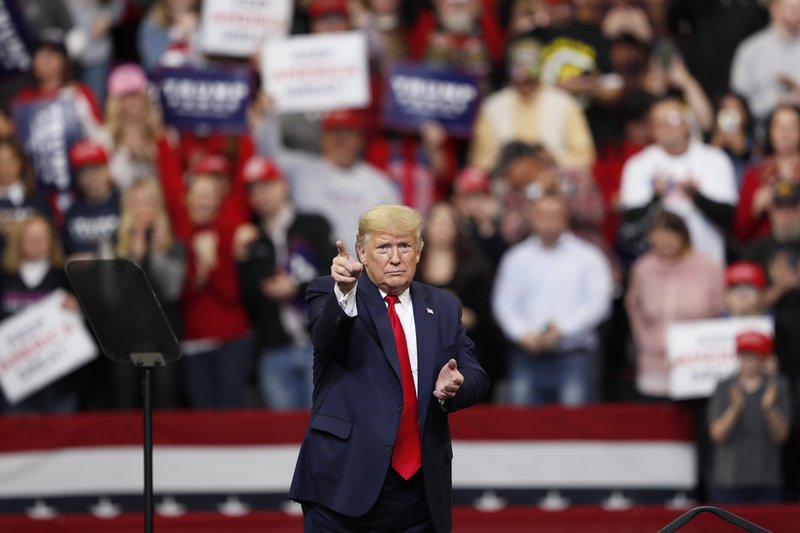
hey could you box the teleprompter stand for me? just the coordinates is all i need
[66,259,181,533]
[658,506,770,532]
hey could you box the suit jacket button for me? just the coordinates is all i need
[397,405,403,412]
[386,443,392,450]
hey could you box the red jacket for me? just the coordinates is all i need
[181,220,250,342]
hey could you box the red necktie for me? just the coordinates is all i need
[385,294,421,480]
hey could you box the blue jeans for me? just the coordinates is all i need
[507,346,592,406]
[182,337,253,409]
[80,62,109,110]
[258,343,313,410]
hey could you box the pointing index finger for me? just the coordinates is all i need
[336,240,348,258]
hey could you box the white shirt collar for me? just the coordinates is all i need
[379,286,412,307]
[0,182,25,205]
[19,260,49,288]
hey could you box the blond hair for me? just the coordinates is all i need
[2,215,64,274]
[104,93,162,150]
[115,178,174,257]
[356,205,424,251]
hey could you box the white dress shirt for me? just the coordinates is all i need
[335,282,419,394]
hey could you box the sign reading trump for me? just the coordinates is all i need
[667,315,774,400]
[262,31,369,114]
[0,290,97,405]
[0,0,32,75]
[12,98,81,195]
[201,0,293,57]
[157,67,253,134]
[383,64,480,137]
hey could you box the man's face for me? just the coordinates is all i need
[650,101,690,155]
[248,180,287,218]
[770,204,800,242]
[504,156,538,190]
[435,0,479,33]
[529,196,569,245]
[357,232,421,295]
[322,129,364,169]
[772,0,800,35]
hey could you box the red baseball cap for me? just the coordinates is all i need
[321,109,365,131]
[309,0,349,19]
[192,155,231,177]
[69,140,108,169]
[725,261,766,289]
[735,331,773,358]
[455,167,491,195]
[243,156,283,185]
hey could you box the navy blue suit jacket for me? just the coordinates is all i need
[289,272,489,532]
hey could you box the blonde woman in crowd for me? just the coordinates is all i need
[0,215,80,412]
[102,178,187,408]
[103,63,183,193]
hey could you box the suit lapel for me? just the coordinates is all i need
[411,282,436,431]
[357,272,401,380]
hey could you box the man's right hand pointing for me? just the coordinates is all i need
[331,240,363,295]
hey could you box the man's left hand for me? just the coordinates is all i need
[433,359,464,401]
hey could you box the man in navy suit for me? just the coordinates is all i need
[289,204,489,532]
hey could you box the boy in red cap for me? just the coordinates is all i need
[724,260,768,317]
[62,139,120,258]
[707,331,791,503]
[308,0,351,33]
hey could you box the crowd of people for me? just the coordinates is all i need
[1,0,800,504]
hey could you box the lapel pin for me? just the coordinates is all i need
[426,308,434,315]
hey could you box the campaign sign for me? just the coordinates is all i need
[201,0,293,57]
[383,64,480,137]
[0,0,32,75]
[667,315,774,400]
[12,98,81,194]
[157,67,252,134]
[262,31,370,114]
[0,290,97,405]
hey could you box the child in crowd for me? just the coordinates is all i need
[724,260,769,318]
[708,331,791,504]
[61,139,120,258]
[0,215,80,412]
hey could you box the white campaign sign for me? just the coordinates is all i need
[0,289,97,404]
[667,315,773,400]
[262,31,370,113]
[201,0,293,57]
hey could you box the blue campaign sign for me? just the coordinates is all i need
[157,67,253,135]
[382,64,480,138]
[12,99,81,194]
[0,0,33,75]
